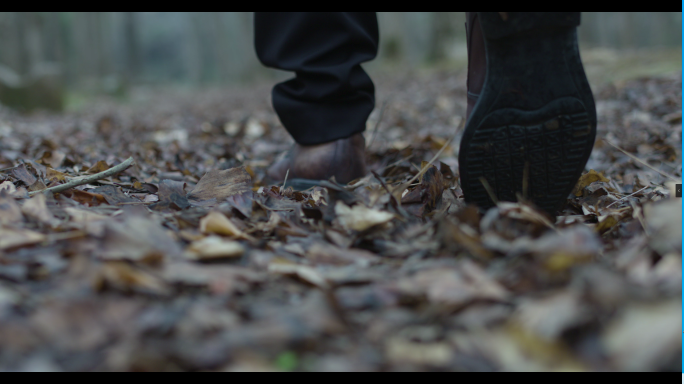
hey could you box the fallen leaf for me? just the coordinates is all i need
[186,236,245,261]
[515,290,591,340]
[0,190,22,225]
[0,227,45,250]
[21,193,57,226]
[99,211,182,263]
[38,150,65,169]
[643,198,682,256]
[45,168,68,182]
[64,207,108,223]
[268,262,329,289]
[93,261,170,296]
[334,201,394,232]
[0,181,17,195]
[11,164,37,186]
[92,185,138,205]
[394,260,508,307]
[572,170,610,196]
[187,167,252,206]
[602,301,680,371]
[385,337,452,367]
[199,211,253,241]
[86,160,111,174]
[152,179,190,211]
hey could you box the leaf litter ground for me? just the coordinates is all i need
[0,67,680,371]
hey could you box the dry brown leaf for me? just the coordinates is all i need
[0,190,22,225]
[11,164,37,186]
[602,301,680,371]
[385,338,452,367]
[21,193,57,226]
[268,262,329,289]
[395,260,508,307]
[187,167,252,205]
[0,181,16,195]
[86,160,111,174]
[64,207,108,223]
[99,212,182,263]
[572,169,610,196]
[93,261,170,296]
[45,168,69,182]
[0,227,45,250]
[199,211,253,241]
[38,150,66,169]
[643,198,682,256]
[515,290,591,340]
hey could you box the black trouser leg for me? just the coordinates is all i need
[254,12,379,145]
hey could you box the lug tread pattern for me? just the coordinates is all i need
[463,109,591,213]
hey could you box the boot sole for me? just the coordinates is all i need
[459,12,597,215]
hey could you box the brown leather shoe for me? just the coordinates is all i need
[268,133,367,189]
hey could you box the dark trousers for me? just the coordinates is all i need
[254,12,379,145]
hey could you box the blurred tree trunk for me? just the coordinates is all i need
[122,12,139,84]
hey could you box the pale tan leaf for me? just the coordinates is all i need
[186,236,245,260]
[334,201,394,232]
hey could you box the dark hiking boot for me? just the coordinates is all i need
[460,12,597,215]
[267,132,367,190]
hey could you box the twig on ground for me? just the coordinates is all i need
[604,140,678,181]
[0,164,21,173]
[391,117,464,198]
[280,169,290,193]
[28,157,136,197]
[606,185,650,208]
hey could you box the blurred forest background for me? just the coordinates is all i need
[0,12,681,112]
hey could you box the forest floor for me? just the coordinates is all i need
[0,50,681,371]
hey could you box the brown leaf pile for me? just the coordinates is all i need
[0,69,680,371]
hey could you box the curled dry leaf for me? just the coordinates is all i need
[186,236,245,261]
[334,201,394,232]
[0,181,16,195]
[199,211,254,241]
[93,261,170,296]
[571,169,610,196]
[268,261,329,289]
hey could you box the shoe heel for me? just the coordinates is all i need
[478,12,580,39]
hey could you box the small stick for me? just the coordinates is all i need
[604,140,677,181]
[391,117,464,197]
[280,168,290,193]
[0,164,21,173]
[605,185,650,208]
[29,157,135,196]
